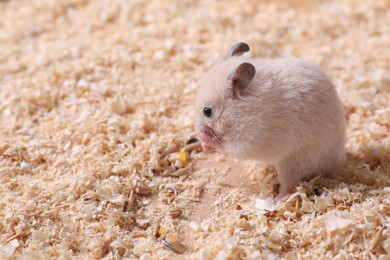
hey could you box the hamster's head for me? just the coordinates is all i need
[195,42,257,158]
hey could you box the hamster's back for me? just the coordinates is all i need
[245,58,346,164]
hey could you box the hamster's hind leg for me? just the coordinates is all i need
[274,163,300,202]
[320,149,347,179]
[274,156,318,203]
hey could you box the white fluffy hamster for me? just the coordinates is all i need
[195,42,347,201]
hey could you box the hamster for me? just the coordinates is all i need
[195,42,346,202]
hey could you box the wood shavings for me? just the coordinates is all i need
[0,0,389,259]
[326,211,353,232]
[0,239,19,259]
[371,227,385,250]
[162,240,186,254]
[255,198,277,212]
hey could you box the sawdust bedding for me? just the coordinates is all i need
[0,0,389,259]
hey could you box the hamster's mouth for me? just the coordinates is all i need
[197,126,223,151]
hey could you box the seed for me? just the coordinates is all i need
[186,137,198,145]
[135,187,151,196]
[158,227,166,236]
[154,224,160,238]
[162,240,186,254]
[235,204,242,210]
[123,191,135,211]
[157,227,168,242]
[177,152,188,165]
[152,147,160,169]
[169,209,182,218]
[372,226,385,249]
[186,197,201,202]
[163,184,183,194]
[181,141,201,152]
[132,231,147,238]
[239,214,249,220]
[161,143,178,158]
[167,152,189,166]
[170,168,188,177]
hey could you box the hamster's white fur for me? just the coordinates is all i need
[195,43,346,201]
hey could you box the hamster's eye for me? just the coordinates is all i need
[203,107,212,118]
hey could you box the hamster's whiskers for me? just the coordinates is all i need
[203,126,222,144]
[210,129,222,144]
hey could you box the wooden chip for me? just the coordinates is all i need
[162,240,186,254]
[371,226,385,250]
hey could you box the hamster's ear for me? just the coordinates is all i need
[225,42,250,58]
[227,62,256,94]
